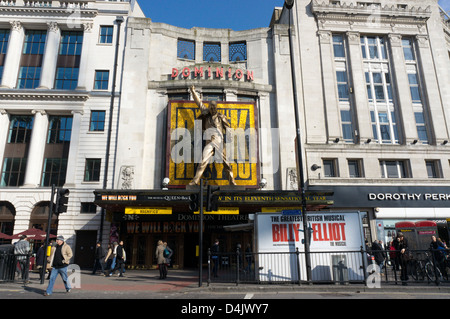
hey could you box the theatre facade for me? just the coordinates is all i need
[92,15,335,269]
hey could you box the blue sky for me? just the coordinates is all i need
[440,0,450,12]
[137,0,450,31]
[137,0,285,31]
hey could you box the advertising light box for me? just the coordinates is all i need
[255,211,366,282]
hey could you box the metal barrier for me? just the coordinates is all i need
[0,245,31,283]
[207,247,450,286]
[207,248,367,285]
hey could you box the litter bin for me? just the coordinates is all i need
[0,245,16,282]
[332,255,349,284]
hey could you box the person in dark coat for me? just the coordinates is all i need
[393,232,409,285]
[92,242,105,275]
[371,240,386,273]
[109,241,125,277]
[211,239,220,278]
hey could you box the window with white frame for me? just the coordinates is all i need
[402,37,429,144]
[333,34,355,143]
[362,35,399,144]
[426,160,442,179]
[323,159,339,177]
[379,160,410,178]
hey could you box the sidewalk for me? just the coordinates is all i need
[1,268,450,298]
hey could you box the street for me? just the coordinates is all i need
[0,269,449,300]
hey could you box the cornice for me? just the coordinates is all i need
[0,90,90,102]
[311,1,431,24]
[0,6,98,19]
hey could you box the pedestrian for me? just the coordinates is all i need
[92,241,105,275]
[393,232,409,285]
[103,243,114,275]
[14,235,31,283]
[430,235,447,278]
[236,243,243,271]
[44,236,73,296]
[156,240,167,279]
[211,239,220,278]
[371,240,386,273]
[36,243,45,282]
[109,241,126,277]
[163,241,173,269]
[244,243,253,273]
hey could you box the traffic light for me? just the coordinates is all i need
[189,193,199,212]
[206,185,219,212]
[55,188,70,215]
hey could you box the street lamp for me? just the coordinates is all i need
[284,0,312,283]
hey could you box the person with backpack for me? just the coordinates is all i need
[163,242,173,268]
[109,241,126,277]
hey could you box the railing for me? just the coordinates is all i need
[207,248,450,286]
[0,252,30,283]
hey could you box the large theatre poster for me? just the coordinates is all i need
[255,212,366,282]
[166,101,259,187]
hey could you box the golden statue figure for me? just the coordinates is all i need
[188,85,236,186]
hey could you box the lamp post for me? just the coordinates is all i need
[284,0,312,283]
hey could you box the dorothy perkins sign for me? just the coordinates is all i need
[368,192,450,202]
[308,186,450,208]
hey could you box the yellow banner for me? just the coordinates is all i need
[167,101,259,187]
[125,207,172,215]
[193,208,240,215]
[261,207,300,213]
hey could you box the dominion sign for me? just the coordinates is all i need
[166,101,259,187]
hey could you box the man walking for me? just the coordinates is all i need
[14,235,30,283]
[92,241,105,275]
[44,236,73,296]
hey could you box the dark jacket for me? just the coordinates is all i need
[371,241,386,264]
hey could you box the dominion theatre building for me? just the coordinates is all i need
[93,9,334,269]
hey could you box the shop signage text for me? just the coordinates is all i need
[171,66,254,82]
[368,193,450,201]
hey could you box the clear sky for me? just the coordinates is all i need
[137,0,285,31]
[137,0,450,31]
[440,0,450,12]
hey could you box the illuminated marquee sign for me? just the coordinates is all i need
[166,101,259,187]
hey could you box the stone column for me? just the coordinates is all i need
[75,22,93,90]
[318,30,341,143]
[0,21,24,88]
[23,110,48,187]
[346,31,372,143]
[0,109,9,165]
[415,34,448,145]
[38,22,61,90]
[64,110,83,187]
[388,34,417,144]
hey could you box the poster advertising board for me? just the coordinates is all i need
[255,211,365,282]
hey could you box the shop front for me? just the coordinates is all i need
[309,185,450,246]
[94,189,333,269]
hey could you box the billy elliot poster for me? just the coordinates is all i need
[255,212,366,282]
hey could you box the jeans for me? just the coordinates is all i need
[46,266,71,295]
